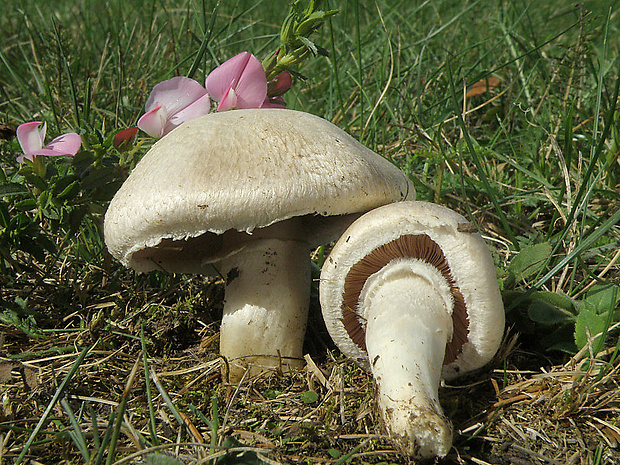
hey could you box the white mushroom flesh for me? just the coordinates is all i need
[362,260,454,457]
[219,237,310,380]
[104,109,416,383]
[319,201,505,459]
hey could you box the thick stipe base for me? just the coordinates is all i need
[219,237,310,383]
[363,261,454,458]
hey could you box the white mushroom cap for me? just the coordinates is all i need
[104,109,414,382]
[320,200,504,380]
[319,201,504,458]
[104,108,413,273]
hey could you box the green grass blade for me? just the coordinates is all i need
[60,397,91,463]
[15,345,92,465]
[149,367,187,428]
[142,327,159,446]
[89,404,101,452]
[105,354,143,465]
[447,62,518,247]
[535,30,620,288]
[187,0,220,79]
[533,207,620,291]
[327,15,346,126]
[52,20,81,128]
[354,0,363,131]
[93,409,118,465]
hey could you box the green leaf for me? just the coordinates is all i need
[528,300,575,325]
[66,205,89,236]
[0,309,44,337]
[143,453,186,465]
[527,291,577,325]
[52,175,81,201]
[81,166,118,190]
[299,36,318,56]
[0,201,10,228]
[505,242,552,288]
[14,199,37,211]
[299,390,319,404]
[583,283,620,315]
[327,449,342,459]
[58,180,81,201]
[71,149,97,171]
[263,389,279,400]
[88,179,124,202]
[22,172,48,191]
[574,309,607,351]
[33,232,57,255]
[534,290,576,310]
[0,183,28,197]
[547,340,579,354]
[37,189,51,208]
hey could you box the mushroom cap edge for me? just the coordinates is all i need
[104,109,415,272]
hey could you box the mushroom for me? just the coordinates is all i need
[104,108,414,382]
[319,201,504,458]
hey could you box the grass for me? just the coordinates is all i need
[1,0,620,463]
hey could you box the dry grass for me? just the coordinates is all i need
[1,297,619,464]
[457,335,620,465]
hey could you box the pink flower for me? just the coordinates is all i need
[261,95,286,109]
[268,71,292,97]
[138,76,210,138]
[262,71,292,108]
[114,127,139,152]
[16,122,81,164]
[206,52,268,111]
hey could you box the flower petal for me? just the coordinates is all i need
[206,52,252,102]
[114,127,139,151]
[23,147,72,158]
[232,54,268,109]
[16,121,45,155]
[43,132,82,156]
[144,76,209,117]
[268,71,292,97]
[261,96,286,108]
[138,106,168,138]
[216,85,238,112]
[167,93,211,134]
[17,131,82,163]
[16,154,33,164]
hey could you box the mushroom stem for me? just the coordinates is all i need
[362,260,454,458]
[219,237,310,382]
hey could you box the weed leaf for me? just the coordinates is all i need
[299,390,319,403]
[143,453,186,465]
[528,293,576,325]
[505,242,552,288]
[583,283,620,315]
[0,309,44,337]
[575,309,607,351]
[217,437,272,465]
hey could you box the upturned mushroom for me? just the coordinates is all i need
[104,109,414,382]
[319,201,504,458]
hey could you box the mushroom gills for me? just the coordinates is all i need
[362,259,454,458]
